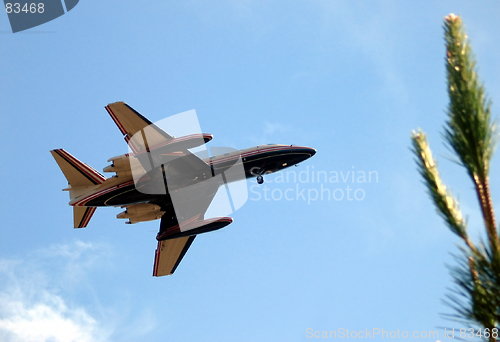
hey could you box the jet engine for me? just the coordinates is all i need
[103,133,213,178]
[117,203,165,224]
[103,153,135,178]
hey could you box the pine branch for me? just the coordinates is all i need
[444,14,499,256]
[411,130,470,243]
[412,14,500,340]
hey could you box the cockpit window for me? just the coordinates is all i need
[267,143,277,145]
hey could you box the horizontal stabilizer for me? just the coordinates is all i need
[153,236,196,276]
[51,149,106,187]
[74,206,97,228]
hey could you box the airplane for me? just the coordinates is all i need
[50,102,316,276]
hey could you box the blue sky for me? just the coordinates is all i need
[1,1,500,341]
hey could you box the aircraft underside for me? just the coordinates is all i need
[51,101,316,276]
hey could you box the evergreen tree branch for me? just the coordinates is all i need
[412,14,500,339]
[411,130,471,244]
[444,14,499,257]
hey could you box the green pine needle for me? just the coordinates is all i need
[444,14,497,180]
[411,130,467,239]
[411,14,500,339]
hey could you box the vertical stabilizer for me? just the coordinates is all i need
[50,149,106,187]
[50,149,105,228]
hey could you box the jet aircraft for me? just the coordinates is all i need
[51,102,316,276]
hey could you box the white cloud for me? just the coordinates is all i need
[0,241,110,342]
[0,291,98,342]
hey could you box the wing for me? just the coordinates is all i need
[105,102,221,276]
[105,102,210,178]
[152,178,223,276]
[153,236,196,276]
[105,101,173,152]
[158,174,222,234]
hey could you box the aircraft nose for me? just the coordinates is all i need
[300,146,316,158]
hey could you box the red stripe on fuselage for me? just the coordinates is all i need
[72,180,135,206]
[207,145,297,165]
[74,146,305,206]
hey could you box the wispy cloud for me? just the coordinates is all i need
[248,121,293,145]
[318,0,410,105]
[263,121,290,135]
[0,241,111,342]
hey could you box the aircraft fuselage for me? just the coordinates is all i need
[70,144,316,209]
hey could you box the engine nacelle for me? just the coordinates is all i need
[117,203,165,224]
[103,133,213,176]
[103,153,133,176]
[157,216,233,241]
[147,133,213,153]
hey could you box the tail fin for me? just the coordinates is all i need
[50,149,106,228]
[50,149,106,187]
[73,206,97,228]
